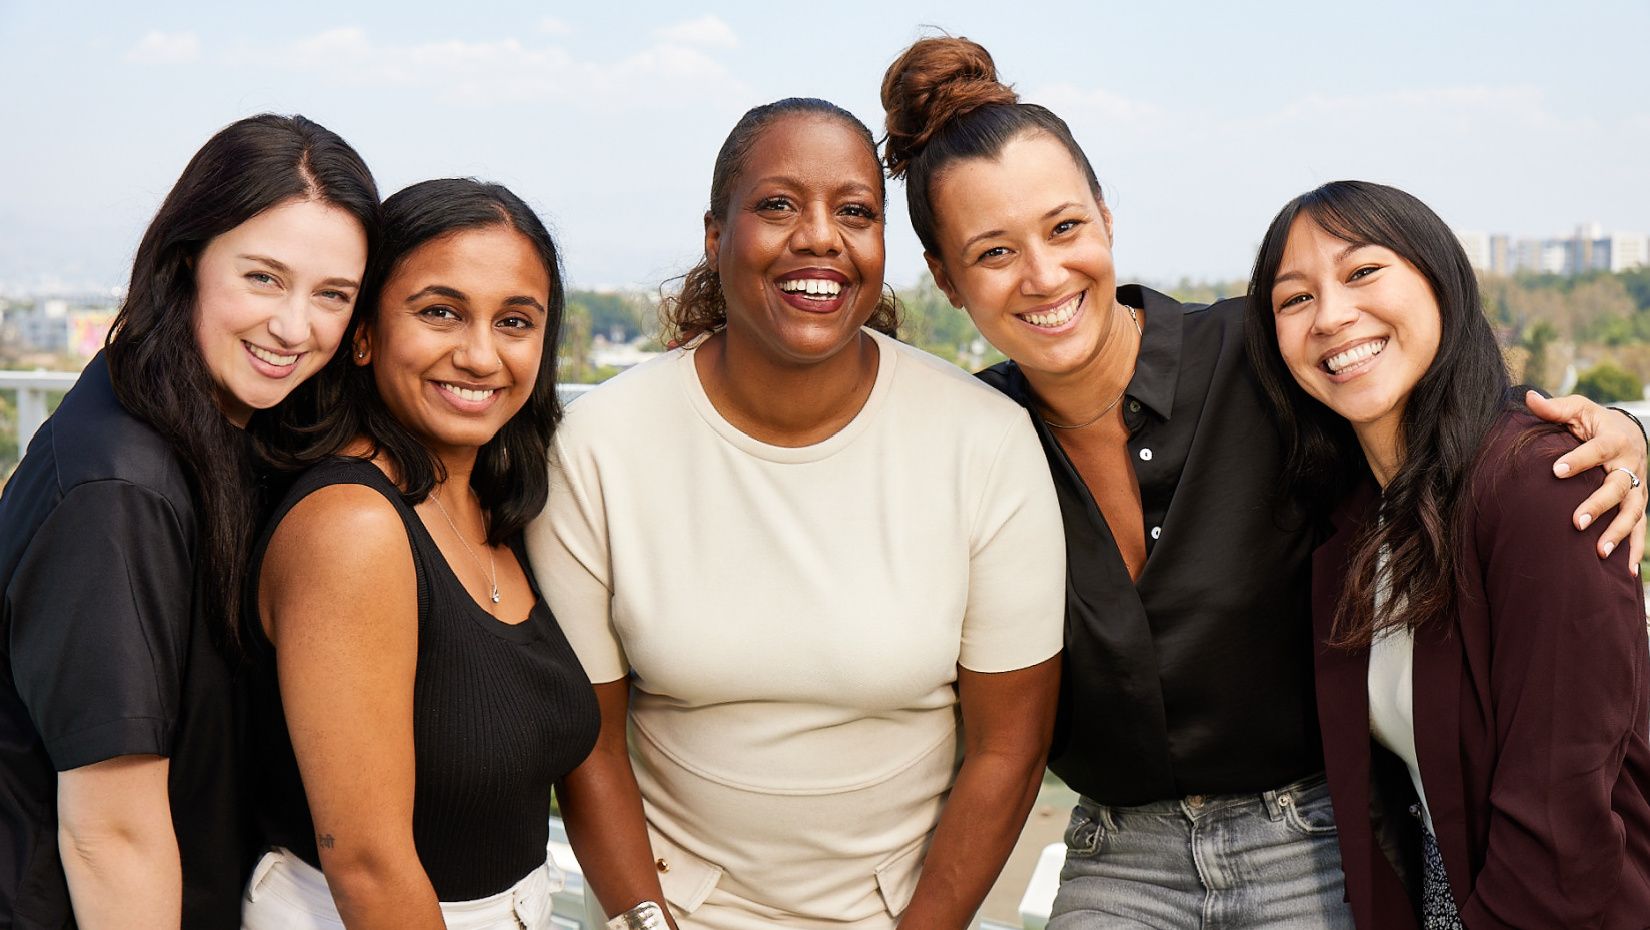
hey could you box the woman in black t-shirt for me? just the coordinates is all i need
[0,115,378,929]
[240,179,599,930]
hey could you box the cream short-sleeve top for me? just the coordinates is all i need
[526,330,1065,926]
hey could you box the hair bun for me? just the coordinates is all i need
[881,35,1019,179]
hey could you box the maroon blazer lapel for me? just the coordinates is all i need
[1314,483,1421,929]
[1412,616,1471,906]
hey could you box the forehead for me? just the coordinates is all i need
[391,225,549,289]
[736,113,881,190]
[930,133,1093,239]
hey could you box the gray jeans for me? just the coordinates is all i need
[1048,772,1354,929]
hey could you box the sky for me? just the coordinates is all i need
[2,0,1647,296]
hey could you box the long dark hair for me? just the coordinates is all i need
[660,97,898,346]
[106,114,379,649]
[289,179,565,544]
[881,35,1104,256]
[1244,180,1510,647]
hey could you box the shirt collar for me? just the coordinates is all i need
[985,284,1187,422]
[1118,284,1182,421]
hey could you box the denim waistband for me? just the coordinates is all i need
[1078,770,1329,821]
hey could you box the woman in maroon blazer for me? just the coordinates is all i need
[1244,179,1650,928]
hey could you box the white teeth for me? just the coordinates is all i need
[779,278,843,297]
[441,383,496,402]
[1018,294,1082,329]
[246,343,299,366]
[1325,339,1387,374]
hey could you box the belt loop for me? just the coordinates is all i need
[1261,786,1286,821]
[245,848,284,903]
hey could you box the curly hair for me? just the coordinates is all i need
[660,97,898,346]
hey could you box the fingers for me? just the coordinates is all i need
[1526,390,1590,428]
[1581,467,1646,570]
[1553,442,1612,478]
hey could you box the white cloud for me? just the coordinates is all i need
[124,30,200,65]
[247,26,749,111]
[538,17,572,36]
[652,15,738,49]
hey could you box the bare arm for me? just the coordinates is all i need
[262,485,442,929]
[57,755,179,929]
[897,655,1061,929]
[558,679,679,929]
[1527,391,1649,568]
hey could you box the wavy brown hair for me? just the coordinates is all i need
[1244,181,1512,649]
[881,35,1102,256]
[660,97,898,346]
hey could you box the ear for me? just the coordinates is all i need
[924,252,964,309]
[1099,200,1115,246]
[703,210,722,269]
[351,326,372,366]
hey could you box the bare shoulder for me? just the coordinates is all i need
[261,484,416,634]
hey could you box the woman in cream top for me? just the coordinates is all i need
[527,97,1064,930]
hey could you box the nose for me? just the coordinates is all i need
[1310,287,1359,336]
[265,293,313,347]
[1018,241,1066,297]
[789,201,842,256]
[453,321,503,377]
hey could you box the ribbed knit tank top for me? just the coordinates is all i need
[244,457,600,900]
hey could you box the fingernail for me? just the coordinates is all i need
[1633,562,1641,577]
[1554,462,1571,477]
[1602,541,1615,557]
[1578,513,1592,529]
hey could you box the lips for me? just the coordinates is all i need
[1321,338,1387,376]
[774,267,850,314]
[1016,291,1085,332]
[243,340,302,376]
[432,380,502,412]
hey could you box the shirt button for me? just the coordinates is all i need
[1139,448,1153,462]
[1151,526,1162,540]
[1187,794,1205,809]
[1127,400,1141,413]
[656,858,671,873]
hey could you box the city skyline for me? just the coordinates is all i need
[3,1,1649,293]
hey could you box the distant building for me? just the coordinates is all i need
[1458,222,1649,276]
[7,298,117,358]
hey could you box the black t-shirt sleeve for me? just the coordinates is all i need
[8,479,194,771]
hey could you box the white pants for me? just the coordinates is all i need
[241,847,562,929]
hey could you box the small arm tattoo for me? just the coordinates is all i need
[317,833,335,849]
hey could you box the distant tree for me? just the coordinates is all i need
[1521,321,1559,391]
[559,299,594,383]
[1575,362,1643,404]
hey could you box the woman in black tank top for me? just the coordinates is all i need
[241,179,598,930]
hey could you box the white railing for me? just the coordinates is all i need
[1,370,80,455]
[1,370,596,457]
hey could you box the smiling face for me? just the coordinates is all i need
[705,113,886,367]
[925,132,1120,381]
[358,224,551,461]
[1270,214,1443,460]
[192,197,367,425]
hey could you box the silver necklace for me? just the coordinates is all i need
[430,485,500,605]
[1041,304,1143,430]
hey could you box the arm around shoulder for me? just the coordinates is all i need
[260,483,443,929]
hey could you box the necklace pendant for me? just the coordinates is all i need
[489,587,501,604]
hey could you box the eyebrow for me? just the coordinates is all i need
[238,254,359,289]
[961,201,1084,253]
[749,175,879,198]
[1271,241,1370,289]
[407,284,546,315]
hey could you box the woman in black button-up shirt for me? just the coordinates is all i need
[0,115,378,930]
[878,36,1648,928]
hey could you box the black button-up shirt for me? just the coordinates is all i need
[978,285,1322,806]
